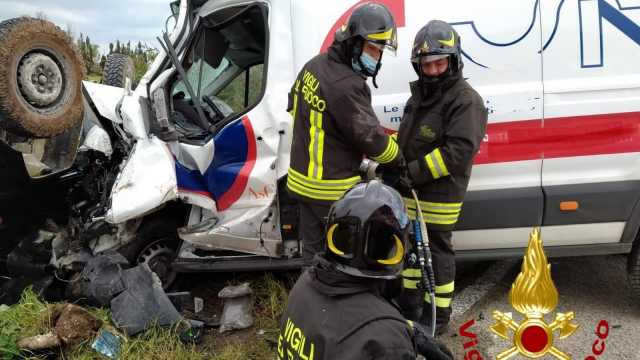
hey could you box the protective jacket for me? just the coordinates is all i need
[278,256,417,360]
[287,41,401,204]
[397,75,487,230]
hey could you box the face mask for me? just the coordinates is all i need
[359,51,379,75]
[352,51,379,76]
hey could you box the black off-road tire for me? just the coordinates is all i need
[102,53,135,88]
[0,17,85,138]
[628,238,640,300]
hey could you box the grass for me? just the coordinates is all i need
[84,73,102,83]
[0,274,291,360]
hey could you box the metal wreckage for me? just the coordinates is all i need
[1,0,303,316]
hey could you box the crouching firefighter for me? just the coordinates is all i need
[395,21,488,334]
[278,180,453,360]
[286,2,403,264]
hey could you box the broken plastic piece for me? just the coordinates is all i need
[92,329,122,359]
[218,283,253,333]
[110,263,182,336]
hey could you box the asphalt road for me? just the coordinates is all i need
[441,255,640,359]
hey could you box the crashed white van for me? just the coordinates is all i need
[15,0,640,293]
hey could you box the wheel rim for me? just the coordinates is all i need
[17,52,64,108]
[137,240,177,289]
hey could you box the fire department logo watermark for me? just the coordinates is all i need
[489,229,579,359]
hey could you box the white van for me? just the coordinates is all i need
[76,0,640,293]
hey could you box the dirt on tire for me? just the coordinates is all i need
[0,17,85,138]
[102,53,135,88]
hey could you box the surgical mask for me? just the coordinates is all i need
[352,52,379,76]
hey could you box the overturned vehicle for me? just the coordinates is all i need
[1,0,305,298]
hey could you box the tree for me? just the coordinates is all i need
[109,42,114,54]
[116,40,121,54]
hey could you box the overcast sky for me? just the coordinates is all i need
[0,0,173,53]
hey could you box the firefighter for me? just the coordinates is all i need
[395,20,488,334]
[286,2,403,264]
[278,180,453,360]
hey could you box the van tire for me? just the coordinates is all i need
[118,217,180,289]
[0,17,85,138]
[628,239,640,299]
[102,53,135,88]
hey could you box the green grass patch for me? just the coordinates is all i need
[0,273,293,359]
[85,73,102,83]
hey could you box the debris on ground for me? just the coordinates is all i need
[91,328,122,359]
[110,263,182,336]
[16,303,102,351]
[66,251,130,307]
[218,282,254,333]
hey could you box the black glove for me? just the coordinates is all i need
[413,322,453,360]
[379,160,414,192]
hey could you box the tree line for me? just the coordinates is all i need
[76,35,159,83]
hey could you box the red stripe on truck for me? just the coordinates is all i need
[474,111,640,164]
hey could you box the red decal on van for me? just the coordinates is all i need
[320,0,406,53]
[474,111,640,164]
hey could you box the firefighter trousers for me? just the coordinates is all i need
[397,229,455,329]
[299,201,331,265]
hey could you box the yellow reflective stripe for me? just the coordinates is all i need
[404,198,462,214]
[406,210,460,224]
[424,152,439,179]
[407,320,414,329]
[424,295,452,308]
[368,28,393,41]
[308,110,317,177]
[390,133,398,141]
[287,178,345,201]
[371,137,399,164]
[288,168,360,190]
[436,281,454,294]
[403,278,419,289]
[433,148,449,177]
[402,268,422,278]
[290,93,298,118]
[307,110,325,179]
[424,148,449,180]
[316,111,325,178]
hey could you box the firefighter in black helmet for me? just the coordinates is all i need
[395,20,488,334]
[286,2,403,265]
[278,180,453,360]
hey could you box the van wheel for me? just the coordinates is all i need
[102,53,135,88]
[118,218,179,289]
[0,17,84,138]
[628,239,640,299]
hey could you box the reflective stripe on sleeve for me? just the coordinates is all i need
[371,137,399,164]
[424,148,450,179]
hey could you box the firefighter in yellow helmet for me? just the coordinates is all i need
[286,2,403,265]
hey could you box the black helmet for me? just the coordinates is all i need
[324,180,410,280]
[334,2,398,85]
[335,2,398,55]
[411,20,462,79]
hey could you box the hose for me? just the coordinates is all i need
[411,188,437,337]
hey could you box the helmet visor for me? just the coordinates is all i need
[363,207,407,266]
[366,29,398,57]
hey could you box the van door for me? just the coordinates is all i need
[157,2,290,257]
[540,0,640,247]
